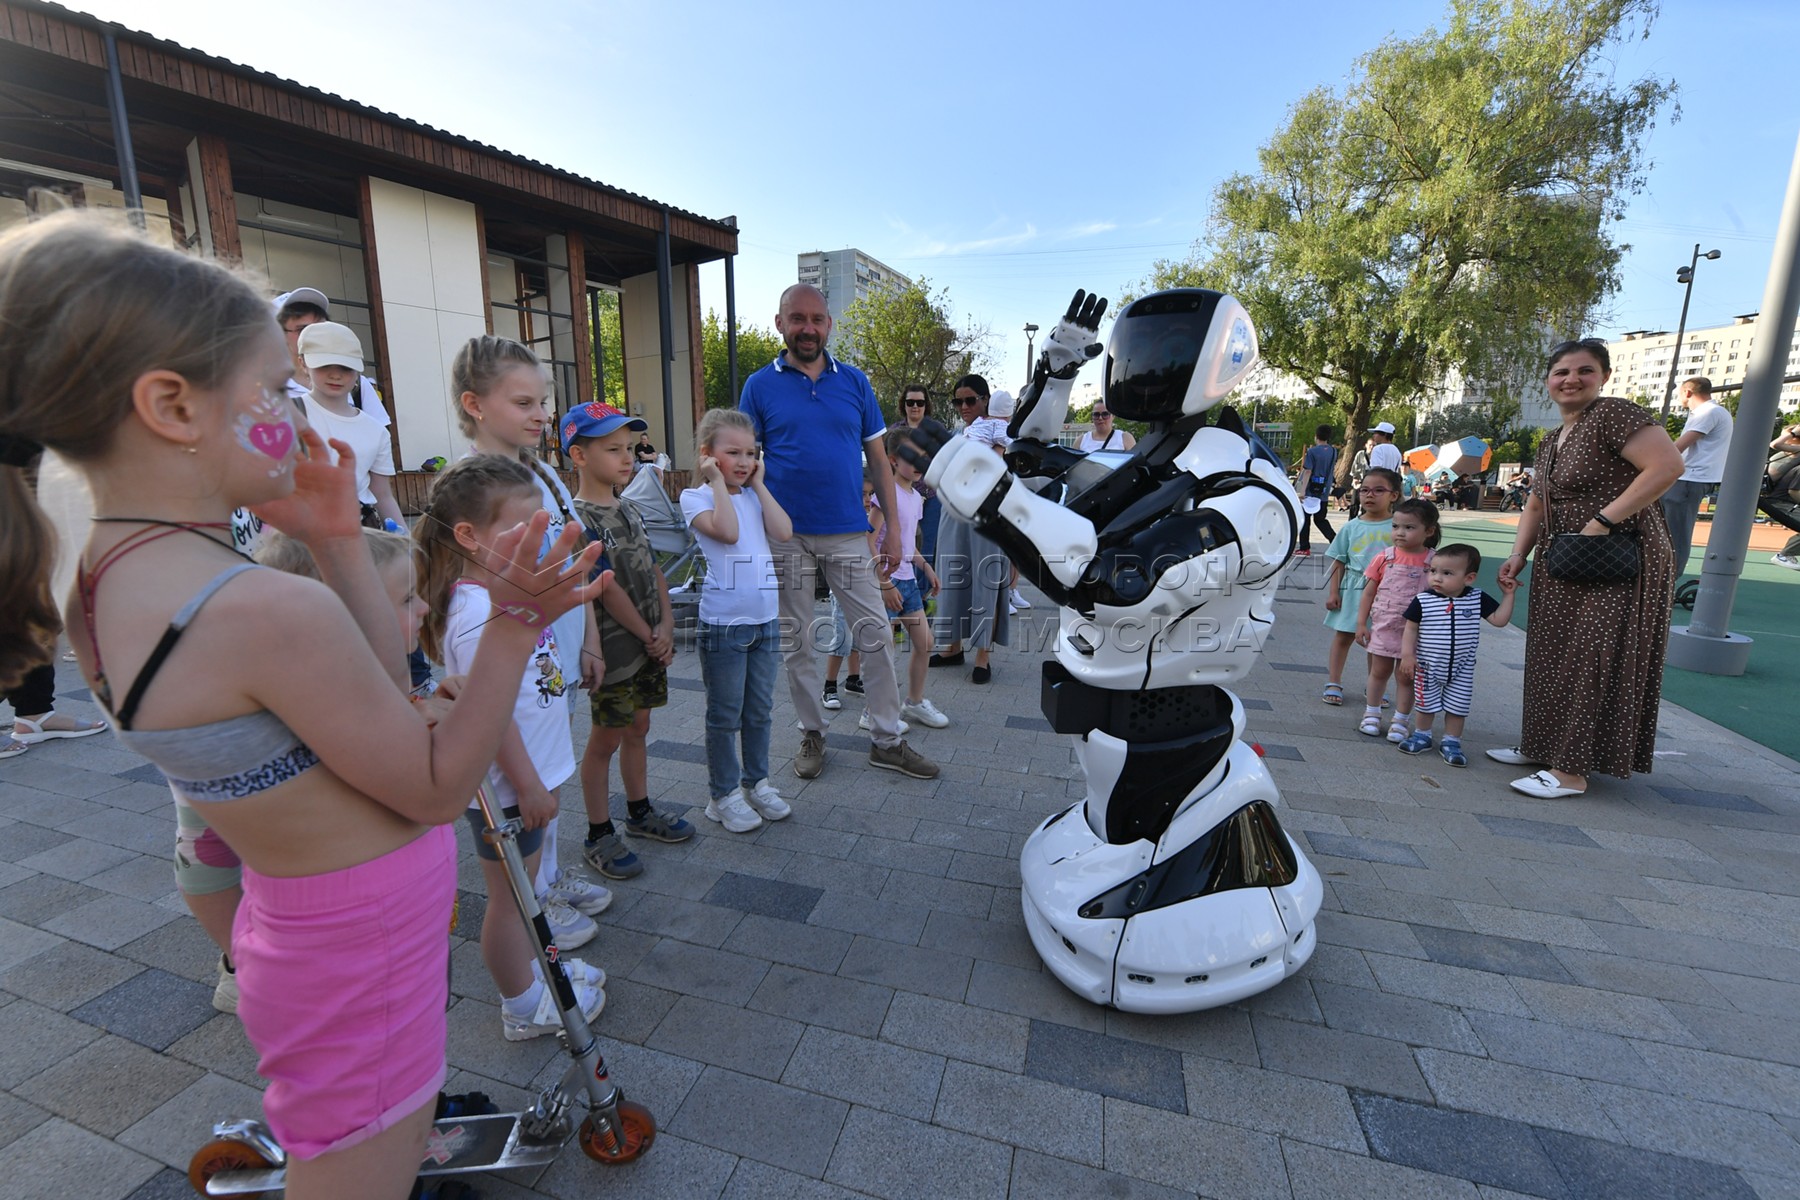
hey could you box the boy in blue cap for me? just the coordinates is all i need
[564,403,695,879]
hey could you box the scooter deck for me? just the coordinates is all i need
[204,1113,568,1195]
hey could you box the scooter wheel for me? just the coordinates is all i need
[187,1137,275,1196]
[1675,579,1699,611]
[577,1100,656,1164]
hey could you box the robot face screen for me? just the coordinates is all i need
[1104,290,1225,422]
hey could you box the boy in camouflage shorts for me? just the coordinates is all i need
[562,403,695,880]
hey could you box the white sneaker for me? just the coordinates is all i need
[1774,554,1800,571]
[858,711,909,734]
[212,955,238,1015]
[705,787,764,833]
[542,898,597,951]
[744,778,792,821]
[900,698,950,728]
[502,979,605,1041]
[1009,588,1032,610]
[544,868,612,917]
[536,955,606,990]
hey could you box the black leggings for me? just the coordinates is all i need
[1299,509,1335,551]
[5,662,55,717]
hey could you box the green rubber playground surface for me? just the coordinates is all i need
[1449,517,1799,761]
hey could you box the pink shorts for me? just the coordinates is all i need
[234,824,455,1159]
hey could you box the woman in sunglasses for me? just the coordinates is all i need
[927,376,1011,683]
[1076,403,1136,453]
[888,385,950,565]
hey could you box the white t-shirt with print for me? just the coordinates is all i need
[1369,442,1403,472]
[679,486,778,626]
[442,581,574,809]
[301,395,394,505]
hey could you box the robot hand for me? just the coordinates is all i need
[1014,289,1108,439]
[1040,289,1108,380]
[895,421,953,482]
[918,433,1009,523]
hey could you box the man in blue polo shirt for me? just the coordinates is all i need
[740,284,939,783]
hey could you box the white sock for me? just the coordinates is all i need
[502,978,546,1016]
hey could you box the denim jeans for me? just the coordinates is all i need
[698,619,780,800]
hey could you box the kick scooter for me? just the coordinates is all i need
[187,786,655,1195]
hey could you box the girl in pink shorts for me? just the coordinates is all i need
[0,213,604,1199]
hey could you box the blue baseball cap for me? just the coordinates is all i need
[561,402,647,454]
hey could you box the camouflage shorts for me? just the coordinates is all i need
[588,663,668,728]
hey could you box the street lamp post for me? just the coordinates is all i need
[1661,243,1722,418]
[1024,322,1039,378]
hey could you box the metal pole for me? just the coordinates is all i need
[1660,244,1700,419]
[101,31,144,229]
[725,241,739,405]
[1666,130,1800,676]
[656,208,675,453]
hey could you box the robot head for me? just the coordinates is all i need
[1104,289,1259,422]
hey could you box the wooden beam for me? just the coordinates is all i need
[686,260,706,437]
[474,204,492,334]
[567,230,591,407]
[193,132,237,260]
[357,174,400,469]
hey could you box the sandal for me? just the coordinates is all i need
[0,738,27,761]
[1358,714,1382,737]
[10,714,109,745]
[1321,684,1344,706]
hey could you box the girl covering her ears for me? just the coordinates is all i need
[0,212,603,1200]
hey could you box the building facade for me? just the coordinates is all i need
[796,248,911,331]
[0,0,737,479]
[1609,315,1800,413]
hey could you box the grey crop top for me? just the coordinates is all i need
[104,562,320,803]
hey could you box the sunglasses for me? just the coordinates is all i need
[904,399,927,407]
[1093,411,1111,418]
[954,396,982,406]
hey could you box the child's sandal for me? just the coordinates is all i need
[1358,714,1382,737]
[1321,684,1344,706]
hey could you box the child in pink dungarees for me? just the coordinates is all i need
[1356,499,1441,744]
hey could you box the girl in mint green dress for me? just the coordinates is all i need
[1319,469,1400,703]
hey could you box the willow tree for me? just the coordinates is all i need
[1147,0,1673,479]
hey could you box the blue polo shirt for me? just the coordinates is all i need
[739,350,886,536]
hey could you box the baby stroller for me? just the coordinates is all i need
[621,465,703,637]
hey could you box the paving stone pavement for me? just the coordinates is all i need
[2,523,1798,1199]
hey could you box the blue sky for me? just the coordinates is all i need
[72,0,1800,393]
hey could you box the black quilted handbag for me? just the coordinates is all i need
[1542,530,1639,584]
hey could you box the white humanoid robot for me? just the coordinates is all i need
[903,287,1323,1014]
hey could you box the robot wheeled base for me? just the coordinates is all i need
[188,789,655,1195]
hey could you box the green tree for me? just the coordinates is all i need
[1146,0,1673,488]
[584,289,626,410]
[700,309,785,410]
[836,279,990,419]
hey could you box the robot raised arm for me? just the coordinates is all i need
[1010,290,1108,443]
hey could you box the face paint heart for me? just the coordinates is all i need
[247,421,294,460]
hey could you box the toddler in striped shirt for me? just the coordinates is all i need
[1396,544,1517,767]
